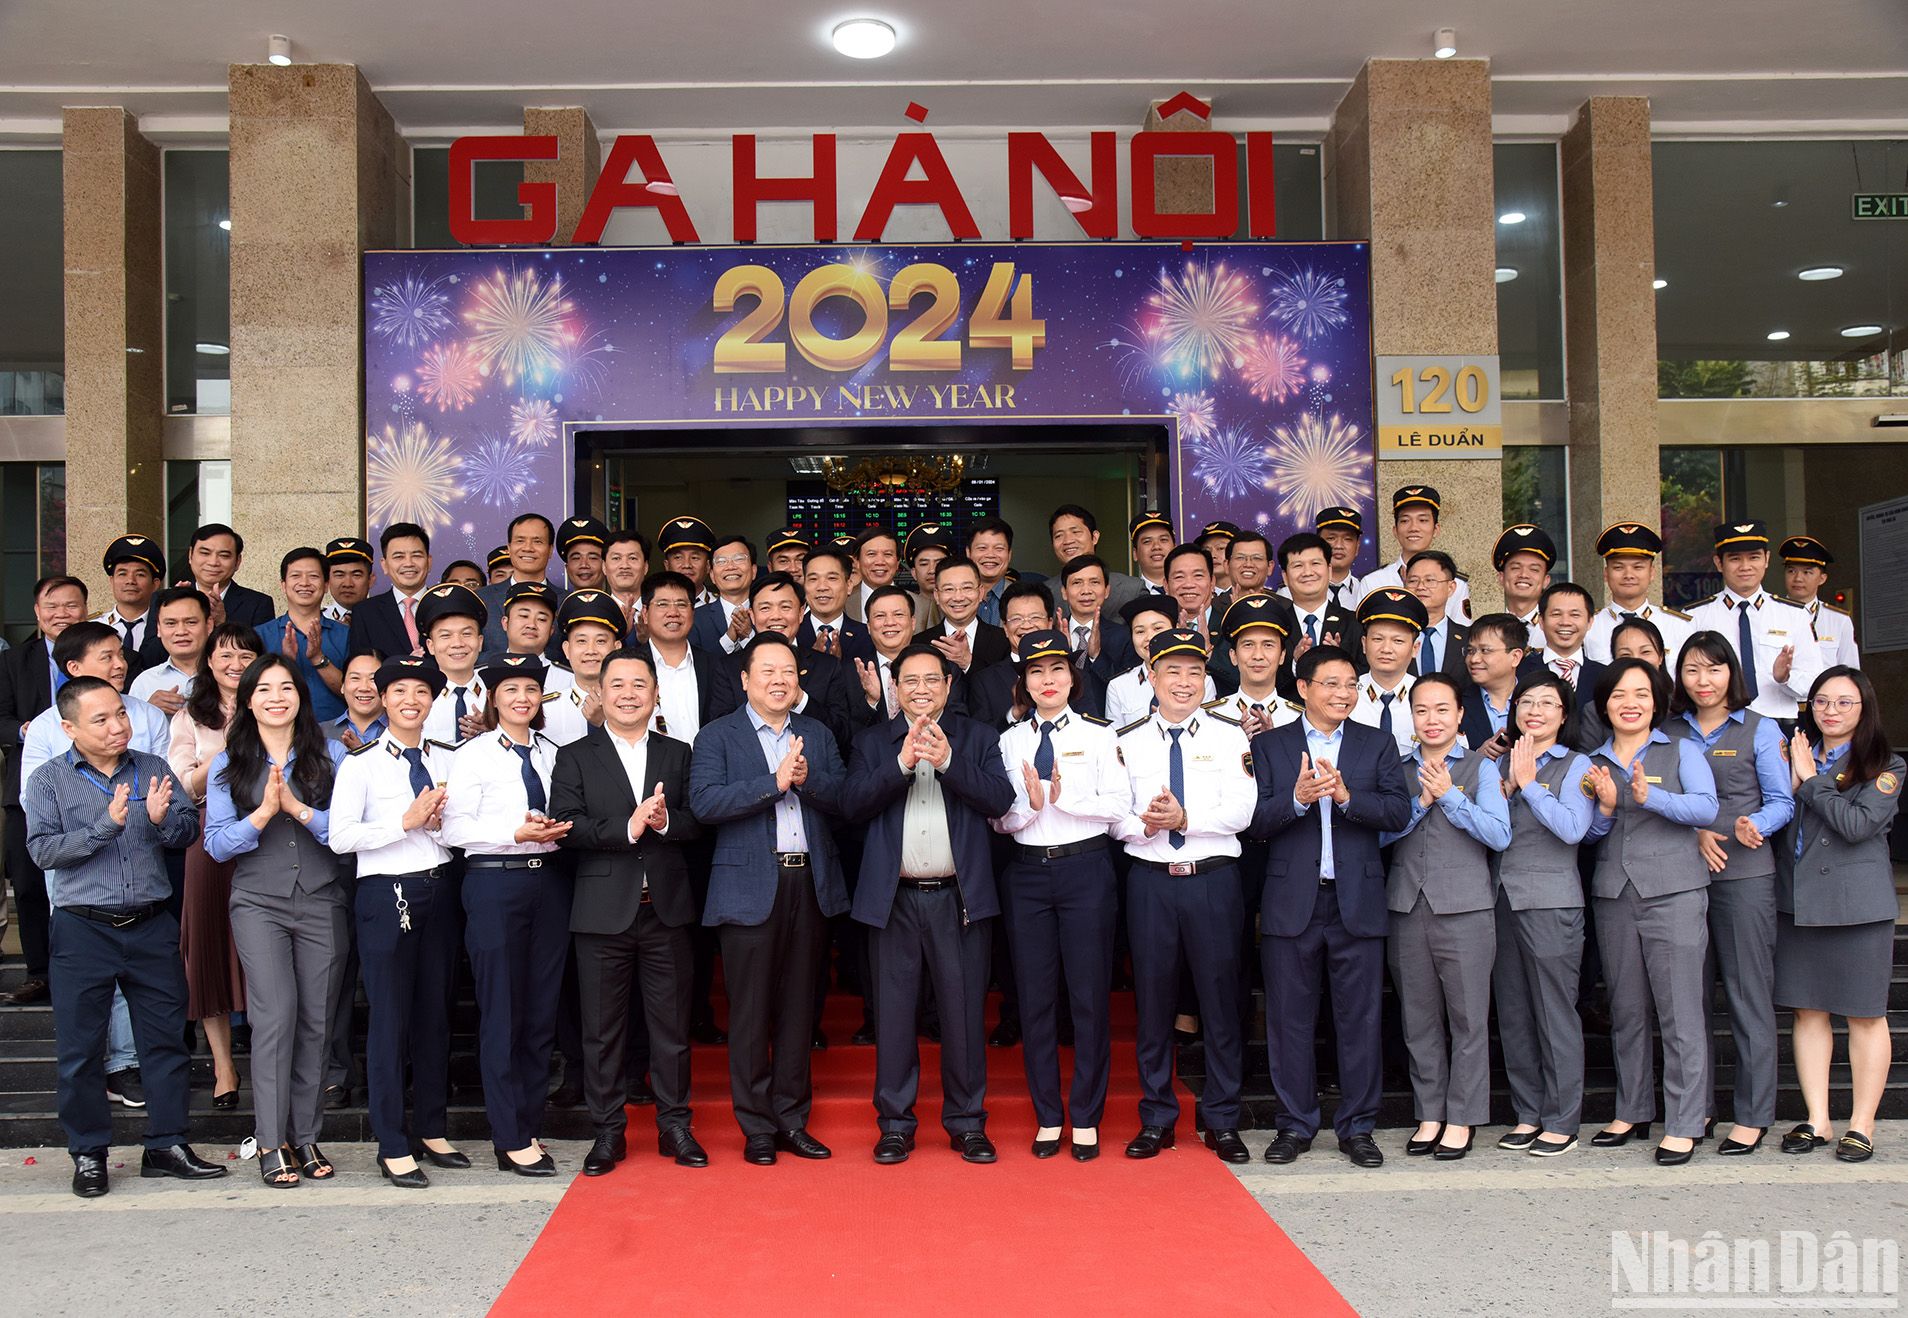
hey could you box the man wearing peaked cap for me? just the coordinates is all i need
[1685,519,1824,722]
[557,517,611,592]
[486,545,512,585]
[1208,594,1302,734]
[490,581,567,679]
[97,534,168,672]
[1583,521,1692,664]
[541,591,627,748]
[657,515,719,605]
[1313,507,1365,614]
[765,527,812,576]
[1198,520,1242,594]
[1128,509,1175,598]
[1349,587,1426,757]
[1362,485,1471,623]
[414,582,491,746]
[322,536,375,625]
[1491,524,1556,642]
[1779,535,1859,668]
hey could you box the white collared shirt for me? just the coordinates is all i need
[1110,713,1256,863]
[128,658,199,704]
[1350,673,1416,758]
[1363,558,1470,621]
[649,642,701,740]
[540,684,595,747]
[1685,589,1824,719]
[424,674,487,746]
[1540,648,1590,687]
[714,595,753,654]
[993,711,1132,846]
[327,733,453,876]
[1583,600,1691,665]
[1105,664,1217,727]
[94,606,150,653]
[440,729,561,855]
[1802,598,1859,668]
[1202,690,1302,731]
[605,727,667,848]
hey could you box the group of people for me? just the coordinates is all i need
[1,489,1896,1200]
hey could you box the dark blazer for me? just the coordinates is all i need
[1247,718,1413,940]
[346,590,418,661]
[1411,619,1469,679]
[689,598,749,654]
[1460,685,1511,753]
[963,656,1106,732]
[639,640,743,734]
[796,614,877,668]
[688,706,847,927]
[842,711,1016,928]
[0,635,55,804]
[1078,618,1139,685]
[551,727,702,931]
[725,644,869,758]
[1776,753,1905,928]
[911,620,1010,672]
[200,581,274,630]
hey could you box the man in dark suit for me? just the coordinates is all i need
[0,574,91,1004]
[1249,644,1413,1168]
[844,645,1015,1164]
[96,534,168,678]
[181,523,273,629]
[1404,550,1469,679]
[688,633,847,1165]
[913,555,1009,674]
[1519,583,1609,751]
[636,571,741,740]
[739,572,867,759]
[1055,554,1137,683]
[1459,613,1531,752]
[796,546,877,668]
[347,522,435,661]
[476,513,557,653]
[1277,532,1362,698]
[551,651,708,1174]
[690,533,758,655]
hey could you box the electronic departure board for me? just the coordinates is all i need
[785,478,1000,548]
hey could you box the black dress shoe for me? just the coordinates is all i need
[72,1151,108,1199]
[1655,1141,1695,1166]
[583,1132,628,1176]
[1780,1123,1828,1155]
[1717,1131,1765,1156]
[989,1019,1021,1048]
[140,1144,228,1180]
[950,1130,997,1163]
[1204,1129,1250,1164]
[659,1127,709,1168]
[1836,1131,1874,1163]
[1591,1122,1651,1147]
[1124,1125,1176,1159]
[689,1021,728,1046]
[851,1021,877,1046]
[417,1144,471,1169]
[1433,1130,1475,1161]
[1070,1139,1100,1162]
[4,977,49,1006]
[212,1087,240,1111]
[323,1084,350,1111]
[1031,1136,1062,1158]
[625,1076,656,1106]
[1263,1131,1312,1164]
[493,1149,558,1177]
[1497,1128,1540,1151]
[1406,1126,1445,1156]
[775,1128,831,1160]
[379,1157,430,1189]
[743,1135,778,1165]
[1338,1134,1384,1168]
[873,1132,914,1164]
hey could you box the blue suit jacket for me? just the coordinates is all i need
[690,598,748,654]
[842,712,1016,929]
[1248,718,1412,940]
[688,707,848,927]
[796,614,877,668]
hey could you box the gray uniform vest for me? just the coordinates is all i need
[1671,711,1774,881]
[1495,749,1584,911]
[1387,751,1496,915]
[228,768,343,899]
[1591,739,1709,900]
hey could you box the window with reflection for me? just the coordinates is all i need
[1502,445,1571,581]
[1494,143,1565,400]
[0,151,64,415]
[1654,140,1907,397]
[412,147,528,248]
[1,463,66,642]
[1659,448,1724,607]
[164,150,231,415]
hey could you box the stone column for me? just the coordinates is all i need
[1142,97,1216,220]
[1561,97,1661,595]
[1327,60,1503,609]
[228,63,407,608]
[523,108,600,244]
[62,108,165,600]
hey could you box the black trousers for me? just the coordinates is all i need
[357,869,457,1159]
[1004,850,1116,1129]
[577,903,693,1134]
[6,805,49,977]
[463,862,572,1151]
[51,908,191,1154]
[1264,882,1384,1140]
[718,865,825,1138]
[870,884,992,1136]
[1129,861,1243,1131]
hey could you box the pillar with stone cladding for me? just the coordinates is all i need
[1327,59,1503,612]
[523,107,600,244]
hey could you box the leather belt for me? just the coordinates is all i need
[465,857,549,870]
[901,877,955,890]
[1015,837,1108,862]
[64,903,163,929]
[381,866,446,881]
[774,852,811,869]
[1130,856,1234,878]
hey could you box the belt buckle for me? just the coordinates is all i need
[109,911,139,929]
[1042,845,1064,860]
[1168,861,1195,877]
[524,858,543,870]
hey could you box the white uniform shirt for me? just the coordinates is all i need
[424,673,486,745]
[992,712,1132,846]
[1105,664,1216,727]
[440,730,561,855]
[1110,713,1256,863]
[649,643,702,740]
[128,659,199,705]
[1514,605,1547,651]
[1801,599,1859,669]
[93,606,152,655]
[1583,601,1692,666]
[540,685,595,747]
[1349,674,1416,759]
[1684,589,1824,720]
[1362,558,1470,621]
[1201,690,1303,732]
[326,733,453,876]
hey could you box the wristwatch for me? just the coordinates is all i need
[310,652,330,670]
[297,807,313,824]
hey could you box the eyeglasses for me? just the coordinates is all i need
[1515,697,1564,712]
[711,554,751,567]
[896,674,947,691]
[1810,696,1861,713]
[1305,678,1359,692]
[1464,644,1511,658]
[1403,576,1453,589]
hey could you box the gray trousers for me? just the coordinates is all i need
[1699,875,1778,1128]
[1492,895,1585,1133]
[1594,883,1710,1139]
[1388,897,1495,1126]
[229,883,349,1149]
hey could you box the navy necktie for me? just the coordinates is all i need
[509,742,547,812]
[401,746,432,797]
[453,686,469,725]
[1420,629,1437,674]
[818,623,835,653]
[1033,720,1056,779]
[1379,691,1395,739]
[1737,600,1760,701]
[1305,615,1318,647]
[1167,726,1186,849]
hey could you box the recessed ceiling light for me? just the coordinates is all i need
[1765,330,1791,342]
[1433,27,1457,59]
[1652,278,1668,290]
[1797,266,1843,281]
[267,34,292,66]
[1840,324,1885,338]
[217,218,231,231]
[195,342,230,355]
[1494,267,1518,283]
[832,18,896,59]
[1497,211,1526,225]
[125,346,144,354]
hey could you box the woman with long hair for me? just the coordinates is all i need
[166,622,263,1110]
[1491,670,1593,1157]
[204,655,348,1188]
[1581,658,1718,1166]
[1776,666,1902,1163]
[1668,632,1794,1155]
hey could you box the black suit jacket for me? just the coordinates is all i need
[207,581,274,630]
[797,614,877,668]
[1411,619,1470,679]
[551,727,702,931]
[0,635,54,803]
[911,620,1010,673]
[963,656,1107,732]
[346,590,419,661]
[1279,602,1364,698]
[1077,619,1139,684]
[639,640,743,735]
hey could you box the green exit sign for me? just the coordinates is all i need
[1852,193,1908,219]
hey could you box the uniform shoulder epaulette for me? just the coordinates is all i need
[540,690,562,703]
[1207,708,1242,727]
[1658,605,1692,621]
[1284,699,1305,714]
[1455,568,1471,581]
[1771,594,1809,610]
[427,737,463,753]
[347,738,381,755]
[1201,696,1230,710]
[1685,594,1716,610]
[1076,712,1111,726]
[1117,717,1151,736]
[1818,600,1851,617]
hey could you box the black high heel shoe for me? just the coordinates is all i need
[212,1087,240,1111]
[495,1148,558,1177]
[1717,1130,1765,1156]
[1591,1122,1651,1147]
[1405,1125,1444,1157]
[1655,1140,1695,1166]
[1433,1129,1475,1161]
[379,1156,429,1189]
[418,1143,472,1170]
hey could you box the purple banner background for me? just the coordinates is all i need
[362,241,1374,570]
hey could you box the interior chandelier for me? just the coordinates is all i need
[820,454,966,493]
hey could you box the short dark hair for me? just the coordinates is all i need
[1610,616,1666,662]
[1668,630,1750,715]
[438,560,482,583]
[933,555,981,584]
[380,522,429,554]
[802,546,853,577]
[1059,553,1108,586]
[1409,671,1465,706]
[279,546,326,579]
[966,516,1014,548]
[1164,543,1213,577]
[641,570,696,605]
[1538,581,1595,615]
[1508,670,1581,749]
[999,580,1054,618]
[152,585,211,619]
[56,675,116,722]
[1277,532,1331,570]
[1406,550,1456,580]
[1594,656,1672,730]
[1229,531,1271,559]
[33,574,87,603]
[606,529,651,556]
[740,631,798,672]
[892,643,953,681]
[190,523,243,554]
[1048,505,1097,534]
[54,621,121,675]
[748,571,805,607]
[714,534,756,564]
[1296,643,1357,684]
[601,651,658,685]
[506,512,555,543]
[864,584,915,615]
[854,528,899,554]
[1468,612,1530,652]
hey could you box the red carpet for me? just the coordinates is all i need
[492,994,1350,1316]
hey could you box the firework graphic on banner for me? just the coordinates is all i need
[464,265,572,387]
[509,396,560,447]
[1267,265,1350,341]
[1147,260,1257,379]
[1167,391,1217,442]
[1238,332,1307,403]
[1189,424,1274,501]
[464,434,540,508]
[416,341,483,412]
[369,272,453,348]
[367,421,463,533]
[1265,412,1372,520]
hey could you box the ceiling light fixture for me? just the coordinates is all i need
[1797,265,1844,281]
[195,342,230,355]
[1765,330,1791,342]
[832,18,896,59]
[1841,324,1885,338]
[267,34,292,66]
[1433,28,1458,58]
[1494,267,1518,283]
[1497,210,1526,225]
[1652,278,1668,290]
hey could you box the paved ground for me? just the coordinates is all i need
[2,1123,1901,1316]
